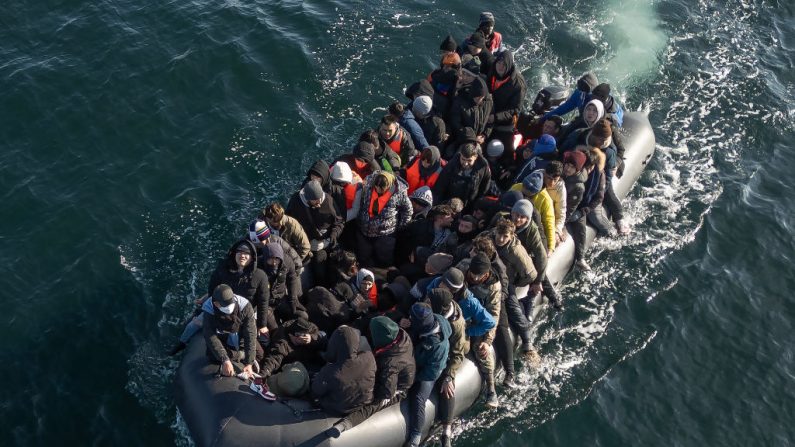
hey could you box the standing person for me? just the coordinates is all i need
[329,161,363,222]
[412,96,447,150]
[286,180,344,286]
[202,284,261,377]
[511,199,564,310]
[259,243,306,323]
[389,101,428,153]
[356,171,413,267]
[379,114,417,167]
[334,140,382,180]
[406,303,451,447]
[475,12,504,53]
[402,146,445,196]
[511,170,557,253]
[487,50,526,165]
[260,203,311,263]
[449,76,493,147]
[207,239,271,340]
[427,52,462,120]
[432,143,492,209]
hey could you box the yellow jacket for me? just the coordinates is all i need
[510,183,556,252]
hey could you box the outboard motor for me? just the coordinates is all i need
[517,85,569,139]
[530,85,569,116]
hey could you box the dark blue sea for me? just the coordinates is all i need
[2,0,794,445]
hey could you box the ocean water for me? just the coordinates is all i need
[1,0,794,445]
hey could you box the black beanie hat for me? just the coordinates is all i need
[440,34,457,52]
[592,83,611,102]
[468,32,486,50]
[353,141,375,163]
[470,77,487,98]
[469,252,491,276]
[428,288,453,314]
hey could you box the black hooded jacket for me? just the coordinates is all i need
[311,326,376,415]
[449,78,494,144]
[207,239,271,330]
[488,51,527,130]
[431,154,492,208]
[372,329,416,401]
[259,242,301,311]
[304,159,331,190]
[285,188,344,245]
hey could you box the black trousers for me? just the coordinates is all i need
[341,394,403,429]
[492,303,515,376]
[602,181,624,223]
[355,232,397,268]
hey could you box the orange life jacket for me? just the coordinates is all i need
[367,285,378,309]
[368,188,393,217]
[343,183,359,210]
[404,158,443,195]
[387,129,404,155]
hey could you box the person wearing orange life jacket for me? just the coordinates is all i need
[476,12,504,53]
[378,115,417,168]
[329,161,363,222]
[356,171,412,268]
[402,146,446,195]
[334,141,382,181]
[488,50,526,167]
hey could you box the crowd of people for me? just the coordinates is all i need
[170,11,632,447]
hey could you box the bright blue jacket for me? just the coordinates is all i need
[426,277,496,337]
[544,90,624,127]
[400,107,429,150]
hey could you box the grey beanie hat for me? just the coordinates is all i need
[412,95,433,118]
[303,180,324,201]
[511,199,534,218]
[479,12,495,25]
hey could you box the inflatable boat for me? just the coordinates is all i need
[174,111,655,447]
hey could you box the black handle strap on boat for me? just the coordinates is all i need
[279,398,324,420]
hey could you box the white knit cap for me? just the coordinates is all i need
[330,161,353,184]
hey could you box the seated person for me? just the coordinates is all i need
[260,317,328,378]
[406,303,451,447]
[202,284,262,377]
[326,316,416,437]
[311,325,376,416]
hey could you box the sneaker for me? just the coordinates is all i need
[615,220,630,235]
[523,347,542,368]
[485,392,499,409]
[575,259,591,271]
[502,373,515,388]
[168,342,187,356]
[440,434,452,447]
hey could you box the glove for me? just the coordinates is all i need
[310,238,328,251]
[616,157,626,178]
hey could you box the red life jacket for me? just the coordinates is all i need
[368,188,393,217]
[386,129,404,155]
[490,75,510,93]
[404,158,443,195]
[487,32,503,53]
